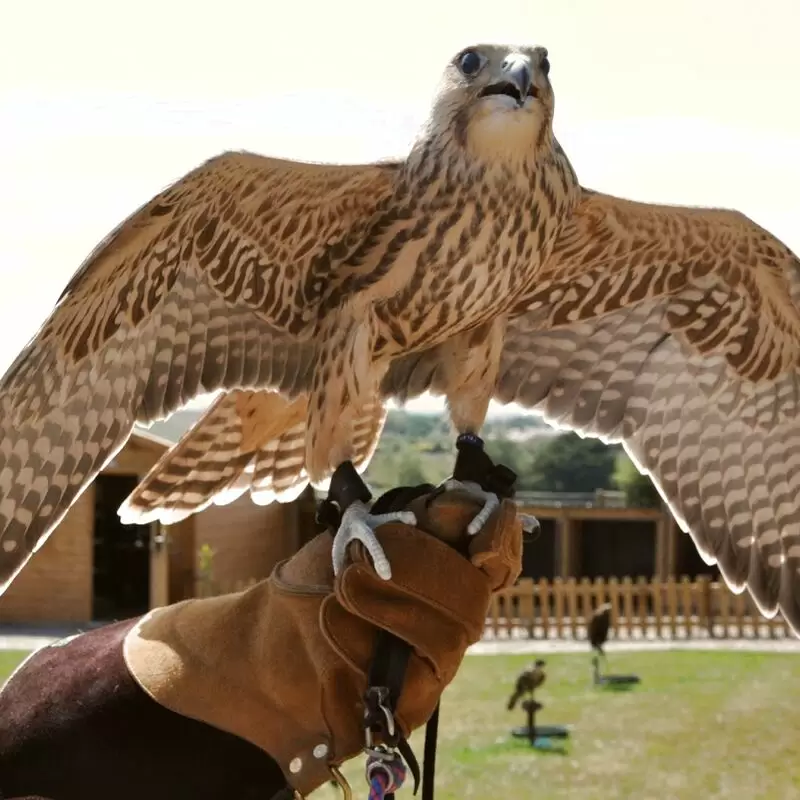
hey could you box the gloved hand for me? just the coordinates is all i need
[123,484,524,797]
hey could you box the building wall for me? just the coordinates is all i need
[193,494,301,593]
[166,518,196,603]
[0,487,94,623]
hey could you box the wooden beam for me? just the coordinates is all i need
[665,516,680,577]
[518,504,663,522]
[654,513,668,580]
[556,515,574,578]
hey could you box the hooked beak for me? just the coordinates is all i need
[479,55,534,107]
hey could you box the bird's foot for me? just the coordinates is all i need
[440,478,501,536]
[331,500,416,580]
[317,460,417,581]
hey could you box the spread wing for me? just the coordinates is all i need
[118,389,388,525]
[384,188,800,635]
[0,150,399,593]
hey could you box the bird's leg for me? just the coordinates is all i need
[442,433,517,534]
[436,322,538,535]
[309,317,414,580]
[433,322,513,534]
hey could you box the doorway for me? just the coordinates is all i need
[521,518,556,580]
[92,474,151,620]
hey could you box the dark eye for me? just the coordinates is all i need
[541,56,550,77]
[459,50,483,77]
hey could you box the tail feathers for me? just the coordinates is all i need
[507,689,521,710]
[118,390,387,525]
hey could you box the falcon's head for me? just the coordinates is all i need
[426,43,555,163]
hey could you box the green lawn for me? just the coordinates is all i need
[2,648,798,798]
[313,651,800,800]
[0,650,27,683]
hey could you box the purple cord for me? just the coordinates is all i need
[369,773,389,800]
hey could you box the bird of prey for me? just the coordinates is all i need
[588,603,612,669]
[0,42,573,590]
[1,43,800,638]
[507,658,547,710]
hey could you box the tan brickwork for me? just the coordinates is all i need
[0,487,94,623]
[0,429,305,623]
[193,495,301,593]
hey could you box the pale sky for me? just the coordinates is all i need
[2,0,799,417]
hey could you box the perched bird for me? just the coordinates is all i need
[507,659,547,710]
[0,42,573,592]
[588,603,612,669]
[0,43,799,639]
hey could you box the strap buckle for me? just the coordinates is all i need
[363,685,397,749]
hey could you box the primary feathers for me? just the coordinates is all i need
[1,44,800,636]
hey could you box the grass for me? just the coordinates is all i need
[0,650,28,683]
[2,648,798,798]
[312,651,800,800]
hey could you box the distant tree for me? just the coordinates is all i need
[522,432,620,493]
[484,437,533,478]
[612,451,661,508]
[395,451,430,486]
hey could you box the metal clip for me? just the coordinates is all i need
[363,743,398,763]
[363,686,396,749]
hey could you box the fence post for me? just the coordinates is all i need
[580,577,592,638]
[719,582,730,638]
[636,576,648,639]
[566,578,578,639]
[622,577,634,639]
[553,578,564,639]
[538,578,550,640]
[608,577,620,639]
[652,575,663,639]
[696,575,711,638]
[733,591,746,639]
[517,578,535,638]
[679,576,692,638]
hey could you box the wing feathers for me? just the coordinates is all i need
[383,188,800,635]
[0,151,397,591]
[489,188,800,633]
[118,391,388,526]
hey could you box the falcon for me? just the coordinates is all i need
[0,43,799,637]
[507,659,547,710]
[0,43,572,590]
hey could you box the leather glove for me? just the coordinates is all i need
[123,484,523,798]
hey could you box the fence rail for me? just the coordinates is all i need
[486,576,794,641]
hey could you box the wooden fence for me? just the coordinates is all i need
[486,576,795,641]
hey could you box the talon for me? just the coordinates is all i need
[331,500,417,580]
[441,478,500,536]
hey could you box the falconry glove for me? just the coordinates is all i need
[122,484,523,797]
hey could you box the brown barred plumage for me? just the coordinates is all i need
[2,43,800,637]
